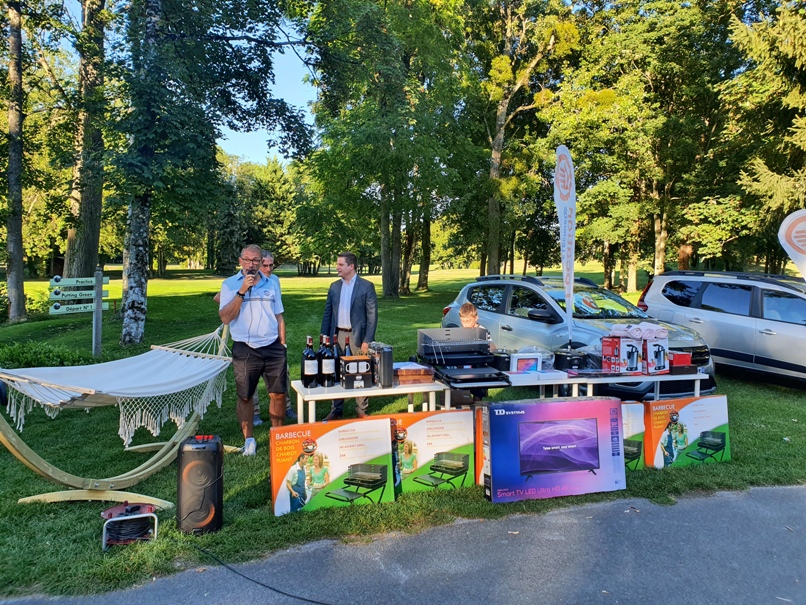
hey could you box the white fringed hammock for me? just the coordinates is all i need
[0,328,231,446]
[0,328,231,508]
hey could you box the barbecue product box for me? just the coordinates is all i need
[621,402,646,471]
[482,397,626,503]
[643,395,730,469]
[601,337,643,375]
[270,418,395,516]
[393,361,435,385]
[374,410,474,495]
[642,338,670,375]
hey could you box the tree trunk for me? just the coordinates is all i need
[479,250,487,277]
[389,205,402,298]
[6,1,26,322]
[121,191,151,344]
[603,241,614,290]
[416,209,431,291]
[64,0,107,278]
[120,0,160,344]
[486,95,508,276]
[653,210,668,275]
[627,247,639,293]
[678,244,693,270]
[380,188,393,297]
[400,210,416,295]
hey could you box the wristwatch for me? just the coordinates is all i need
[236,292,246,299]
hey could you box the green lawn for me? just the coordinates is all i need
[0,266,804,597]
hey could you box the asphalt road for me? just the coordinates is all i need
[5,486,805,605]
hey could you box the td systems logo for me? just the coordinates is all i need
[493,409,526,416]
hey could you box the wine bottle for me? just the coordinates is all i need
[316,335,326,386]
[332,337,342,383]
[321,336,337,387]
[344,335,353,357]
[301,335,318,388]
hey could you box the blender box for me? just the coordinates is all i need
[643,395,730,469]
[601,337,643,375]
[482,397,626,503]
[270,418,395,516]
[642,338,670,375]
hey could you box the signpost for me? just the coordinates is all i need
[48,267,110,357]
[553,145,577,347]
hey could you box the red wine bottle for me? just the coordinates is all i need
[332,337,343,382]
[344,335,353,357]
[321,336,337,387]
[301,335,318,388]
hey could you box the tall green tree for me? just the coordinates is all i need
[116,0,310,343]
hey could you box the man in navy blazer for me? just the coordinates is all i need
[321,251,378,419]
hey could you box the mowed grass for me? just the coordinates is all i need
[0,265,805,597]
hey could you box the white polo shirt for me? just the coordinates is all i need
[219,271,284,347]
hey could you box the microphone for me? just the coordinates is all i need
[246,269,258,295]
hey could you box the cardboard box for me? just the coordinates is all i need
[621,402,646,471]
[670,351,692,366]
[374,410,474,494]
[270,418,395,515]
[601,337,643,375]
[642,338,670,375]
[510,352,543,372]
[340,355,373,389]
[482,397,626,503]
[643,395,730,469]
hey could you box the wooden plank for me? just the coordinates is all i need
[18,490,173,510]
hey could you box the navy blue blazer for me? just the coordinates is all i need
[321,275,378,346]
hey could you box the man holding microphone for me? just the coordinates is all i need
[219,244,288,455]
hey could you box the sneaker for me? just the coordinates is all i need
[252,415,263,426]
[242,437,256,456]
[285,407,297,421]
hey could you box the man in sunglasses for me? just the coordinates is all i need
[219,244,288,455]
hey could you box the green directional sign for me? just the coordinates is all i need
[49,302,109,315]
[50,290,109,300]
[49,276,110,287]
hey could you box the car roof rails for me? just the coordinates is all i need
[476,274,600,288]
[477,274,543,285]
[539,275,600,287]
[660,270,804,293]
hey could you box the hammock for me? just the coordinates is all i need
[0,328,231,447]
[0,327,232,508]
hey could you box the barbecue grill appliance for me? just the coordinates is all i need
[417,328,510,389]
[412,452,470,489]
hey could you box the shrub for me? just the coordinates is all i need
[0,284,52,323]
[0,342,94,369]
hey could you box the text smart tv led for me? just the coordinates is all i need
[518,418,600,476]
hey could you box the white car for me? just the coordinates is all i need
[637,270,806,381]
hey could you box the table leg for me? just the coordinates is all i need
[694,378,701,397]
[308,400,316,424]
[539,385,545,398]
[653,381,661,401]
[572,384,579,397]
[297,392,305,424]
[428,391,436,412]
[444,389,451,410]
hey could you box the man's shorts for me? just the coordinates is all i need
[232,340,288,400]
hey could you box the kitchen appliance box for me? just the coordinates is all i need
[601,337,643,375]
[481,398,626,503]
[642,338,670,375]
[269,418,395,516]
[643,395,730,469]
[373,410,474,494]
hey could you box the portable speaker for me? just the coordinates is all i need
[177,435,223,534]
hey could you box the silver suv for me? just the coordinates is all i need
[638,270,806,381]
[442,275,716,399]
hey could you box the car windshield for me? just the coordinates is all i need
[546,285,650,319]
